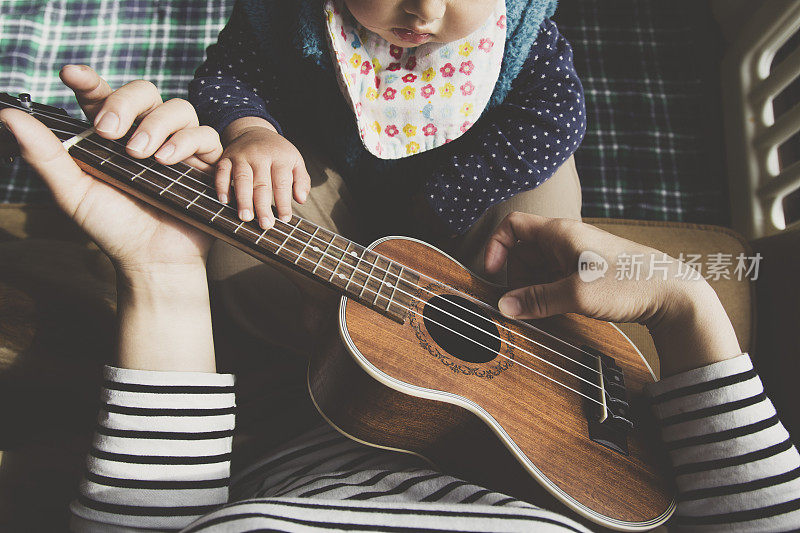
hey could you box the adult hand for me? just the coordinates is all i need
[0,65,223,372]
[485,214,687,324]
[0,64,223,278]
[484,213,741,376]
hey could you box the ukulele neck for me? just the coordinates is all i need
[61,125,418,322]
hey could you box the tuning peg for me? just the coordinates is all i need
[19,93,33,113]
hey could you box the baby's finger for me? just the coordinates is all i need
[272,162,294,223]
[154,125,223,166]
[232,161,254,221]
[92,79,163,140]
[292,161,311,204]
[126,99,200,158]
[215,158,233,204]
[252,161,275,230]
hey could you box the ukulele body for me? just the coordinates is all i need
[0,93,674,530]
[308,236,675,531]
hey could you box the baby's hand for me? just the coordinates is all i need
[217,121,310,229]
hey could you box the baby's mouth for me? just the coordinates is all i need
[392,28,433,45]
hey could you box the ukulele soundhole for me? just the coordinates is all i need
[422,295,500,364]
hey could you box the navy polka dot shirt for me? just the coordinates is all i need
[189,6,585,235]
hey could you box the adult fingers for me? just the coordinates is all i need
[153,125,223,166]
[484,212,550,274]
[180,155,214,173]
[292,161,311,204]
[59,64,114,121]
[125,99,201,158]
[484,214,582,276]
[271,162,294,222]
[92,79,163,140]
[215,158,233,204]
[232,161,255,221]
[253,162,275,229]
[0,108,92,219]
[497,275,582,320]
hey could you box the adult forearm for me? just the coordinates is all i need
[648,280,741,378]
[115,265,216,372]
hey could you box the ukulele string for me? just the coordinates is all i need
[19,104,608,379]
[35,112,607,388]
[15,102,603,365]
[55,139,605,407]
[55,136,606,401]
[21,105,604,378]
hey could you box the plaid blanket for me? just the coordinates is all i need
[0,0,728,225]
[0,0,235,202]
[555,0,728,225]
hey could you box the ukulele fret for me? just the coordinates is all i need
[344,247,366,292]
[312,232,336,275]
[15,98,410,323]
[186,193,201,209]
[160,166,193,195]
[329,244,344,282]
[210,205,225,222]
[373,264,391,306]
[386,266,404,312]
[329,241,351,283]
[276,219,300,256]
[359,254,379,299]
[0,97,676,527]
[296,226,319,265]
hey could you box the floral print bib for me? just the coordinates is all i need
[324,0,507,160]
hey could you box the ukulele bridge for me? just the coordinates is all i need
[583,345,633,456]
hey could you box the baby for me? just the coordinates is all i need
[189,0,586,247]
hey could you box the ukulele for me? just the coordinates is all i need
[0,94,674,531]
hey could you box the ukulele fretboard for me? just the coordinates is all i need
[62,126,420,322]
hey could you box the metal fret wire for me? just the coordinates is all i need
[40,113,607,395]
[37,107,606,385]
[17,104,608,389]
[25,102,607,381]
[61,131,605,394]
[60,139,605,407]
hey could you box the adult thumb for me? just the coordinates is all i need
[0,107,91,218]
[497,276,579,319]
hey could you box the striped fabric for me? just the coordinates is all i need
[648,354,800,531]
[70,366,236,531]
[71,354,800,532]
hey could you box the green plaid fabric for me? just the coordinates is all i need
[0,0,236,202]
[0,0,728,225]
[555,0,728,224]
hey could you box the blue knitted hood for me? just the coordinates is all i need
[241,0,557,109]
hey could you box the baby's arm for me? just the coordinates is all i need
[422,19,586,235]
[188,2,310,229]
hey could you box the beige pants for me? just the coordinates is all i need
[207,154,581,356]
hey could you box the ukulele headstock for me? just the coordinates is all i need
[0,92,77,162]
[0,92,70,117]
